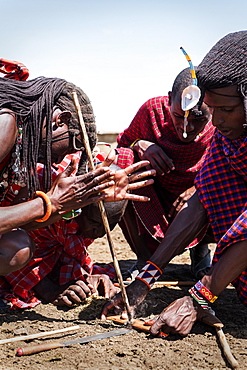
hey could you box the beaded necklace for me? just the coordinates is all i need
[0,121,27,205]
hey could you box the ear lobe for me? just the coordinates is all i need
[56,111,72,127]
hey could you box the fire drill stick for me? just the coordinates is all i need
[215,327,239,369]
[72,92,133,325]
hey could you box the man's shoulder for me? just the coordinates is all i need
[144,96,169,109]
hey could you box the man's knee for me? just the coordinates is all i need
[0,229,35,275]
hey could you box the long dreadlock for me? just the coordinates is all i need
[197,30,247,120]
[0,76,97,196]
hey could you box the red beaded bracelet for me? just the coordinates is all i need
[35,191,52,222]
[194,280,218,303]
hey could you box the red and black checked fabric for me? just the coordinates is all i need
[195,131,247,306]
[116,96,215,243]
[0,58,29,81]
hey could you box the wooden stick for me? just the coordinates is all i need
[72,92,133,325]
[106,315,151,333]
[114,281,195,288]
[106,315,168,337]
[215,327,239,369]
[0,325,80,345]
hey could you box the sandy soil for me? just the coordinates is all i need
[0,225,246,370]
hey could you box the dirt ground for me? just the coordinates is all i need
[0,225,246,370]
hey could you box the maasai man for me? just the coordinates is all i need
[115,67,215,280]
[0,59,155,309]
[101,31,247,336]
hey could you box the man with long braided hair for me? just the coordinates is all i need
[102,31,247,335]
[0,60,155,308]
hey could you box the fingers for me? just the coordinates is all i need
[123,193,151,202]
[100,294,123,320]
[168,198,181,218]
[53,280,92,307]
[128,169,156,183]
[149,316,168,336]
[144,317,158,326]
[100,149,116,168]
[76,167,112,184]
[60,160,77,178]
[50,160,77,192]
[127,178,154,191]
[123,160,151,176]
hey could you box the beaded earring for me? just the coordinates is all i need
[180,47,201,139]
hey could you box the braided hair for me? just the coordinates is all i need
[0,76,97,196]
[197,30,247,119]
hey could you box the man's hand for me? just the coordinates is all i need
[102,160,156,202]
[52,274,119,307]
[168,186,196,219]
[133,140,175,175]
[101,279,150,319]
[145,296,223,337]
[85,274,119,299]
[52,279,92,306]
[48,162,116,213]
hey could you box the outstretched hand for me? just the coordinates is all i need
[97,148,156,202]
[103,160,156,202]
[47,160,116,213]
[145,296,223,337]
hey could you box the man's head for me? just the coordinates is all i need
[0,77,97,195]
[197,30,247,139]
[168,68,211,143]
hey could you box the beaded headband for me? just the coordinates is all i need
[180,47,201,138]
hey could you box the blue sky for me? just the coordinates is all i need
[1,0,247,133]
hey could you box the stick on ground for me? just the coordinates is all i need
[215,327,239,369]
[0,325,80,345]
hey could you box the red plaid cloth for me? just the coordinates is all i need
[0,153,115,309]
[117,96,215,244]
[0,58,29,81]
[195,131,247,306]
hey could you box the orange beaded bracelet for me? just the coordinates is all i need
[35,191,52,222]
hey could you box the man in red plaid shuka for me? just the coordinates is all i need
[105,31,247,337]
[116,68,215,279]
[0,153,118,309]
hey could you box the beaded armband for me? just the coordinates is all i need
[136,261,162,290]
[188,286,209,310]
[194,281,218,303]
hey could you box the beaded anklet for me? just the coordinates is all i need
[136,261,162,289]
